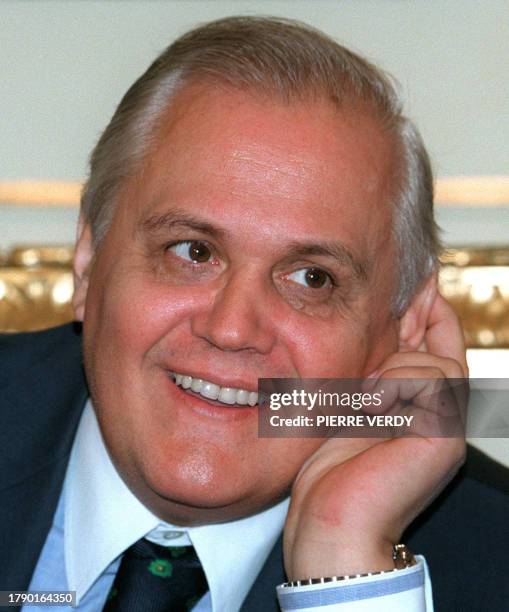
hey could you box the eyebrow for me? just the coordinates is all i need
[138,208,227,240]
[138,207,369,281]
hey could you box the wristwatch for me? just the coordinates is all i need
[392,543,416,570]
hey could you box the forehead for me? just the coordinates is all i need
[118,83,398,252]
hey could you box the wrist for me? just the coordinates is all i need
[287,538,394,581]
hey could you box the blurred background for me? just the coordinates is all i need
[1,0,508,461]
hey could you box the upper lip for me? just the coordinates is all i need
[166,368,260,393]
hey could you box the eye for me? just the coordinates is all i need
[170,240,212,263]
[287,267,332,289]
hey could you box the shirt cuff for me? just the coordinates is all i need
[277,555,431,611]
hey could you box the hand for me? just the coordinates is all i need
[283,294,468,580]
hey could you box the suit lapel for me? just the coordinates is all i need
[0,324,87,591]
[241,534,286,611]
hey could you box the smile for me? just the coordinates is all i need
[170,371,259,407]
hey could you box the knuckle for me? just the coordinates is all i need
[428,366,446,379]
[441,357,465,378]
[378,367,403,380]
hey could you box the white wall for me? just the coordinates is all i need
[1,0,508,247]
[2,0,508,179]
[1,0,508,249]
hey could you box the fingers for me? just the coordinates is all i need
[368,350,465,380]
[362,349,469,438]
[365,372,467,437]
[364,296,469,433]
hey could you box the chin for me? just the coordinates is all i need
[135,444,261,520]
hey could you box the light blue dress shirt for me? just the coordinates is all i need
[26,400,432,611]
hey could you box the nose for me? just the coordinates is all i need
[191,271,276,354]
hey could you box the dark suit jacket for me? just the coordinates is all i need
[1,324,508,611]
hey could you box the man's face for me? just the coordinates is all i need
[77,83,401,524]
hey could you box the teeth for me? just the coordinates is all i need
[191,378,203,393]
[236,389,249,405]
[218,387,237,405]
[201,382,220,400]
[171,371,259,407]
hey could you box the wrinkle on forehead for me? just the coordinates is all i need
[219,143,317,203]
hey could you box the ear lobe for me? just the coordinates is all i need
[398,272,438,350]
[72,216,94,322]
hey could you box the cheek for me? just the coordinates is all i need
[278,311,371,377]
[362,317,399,375]
[86,269,210,357]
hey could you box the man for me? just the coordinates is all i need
[1,16,507,612]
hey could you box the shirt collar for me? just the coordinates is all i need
[65,399,289,610]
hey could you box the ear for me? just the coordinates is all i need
[72,215,94,322]
[398,272,438,350]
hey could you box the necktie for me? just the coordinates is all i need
[103,539,208,611]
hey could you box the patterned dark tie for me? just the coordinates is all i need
[103,539,208,611]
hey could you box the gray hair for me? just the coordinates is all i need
[81,15,440,314]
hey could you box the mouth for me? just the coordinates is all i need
[169,371,260,408]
